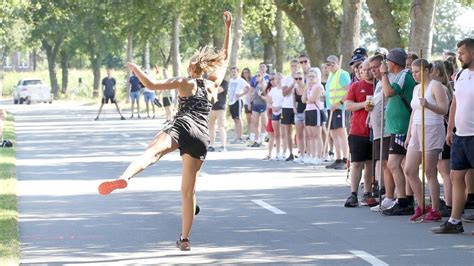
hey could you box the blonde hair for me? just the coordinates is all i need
[431,60,453,101]
[189,46,226,77]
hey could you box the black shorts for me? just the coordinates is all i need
[163,96,172,107]
[102,95,117,104]
[328,109,346,130]
[441,142,451,160]
[281,108,295,125]
[389,134,407,155]
[244,104,252,114]
[229,100,242,119]
[374,136,390,161]
[450,135,474,170]
[348,134,372,162]
[305,109,326,126]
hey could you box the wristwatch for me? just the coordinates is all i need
[383,72,389,76]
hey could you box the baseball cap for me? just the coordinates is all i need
[325,55,339,64]
[349,54,365,66]
[374,47,389,56]
[386,48,407,67]
[353,47,368,56]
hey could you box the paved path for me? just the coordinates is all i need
[5,101,473,265]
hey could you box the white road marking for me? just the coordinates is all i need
[349,250,388,266]
[121,133,130,138]
[139,142,148,147]
[252,199,286,214]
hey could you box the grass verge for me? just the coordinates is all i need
[0,112,18,265]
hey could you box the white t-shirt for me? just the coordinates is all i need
[228,77,249,105]
[268,87,284,115]
[454,69,474,136]
[282,76,295,108]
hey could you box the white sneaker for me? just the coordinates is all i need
[370,198,396,212]
[277,154,285,161]
[294,156,303,163]
[311,157,322,165]
[303,156,312,164]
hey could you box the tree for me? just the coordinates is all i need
[340,0,362,70]
[408,0,437,58]
[229,0,244,69]
[366,0,403,48]
[275,8,284,72]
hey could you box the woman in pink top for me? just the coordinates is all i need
[302,68,325,164]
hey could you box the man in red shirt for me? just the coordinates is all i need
[344,60,376,207]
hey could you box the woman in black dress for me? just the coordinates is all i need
[98,11,232,251]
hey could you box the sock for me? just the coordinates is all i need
[448,217,461,224]
[468,193,474,201]
[398,198,408,207]
[407,195,414,205]
[351,192,357,197]
[249,133,255,141]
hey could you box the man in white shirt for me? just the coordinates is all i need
[432,38,474,234]
[228,67,250,144]
[281,59,300,161]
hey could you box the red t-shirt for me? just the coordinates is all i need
[346,80,374,137]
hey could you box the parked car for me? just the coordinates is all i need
[13,79,52,104]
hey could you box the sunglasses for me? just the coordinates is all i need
[299,60,308,64]
[307,75,316,78]
[294,77,303,80]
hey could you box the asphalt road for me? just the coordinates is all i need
[4,101,473,265]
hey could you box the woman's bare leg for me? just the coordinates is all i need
[181,154,203,239]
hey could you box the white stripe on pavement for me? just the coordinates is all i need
[252,199,286,214]
[121,133,130,138]
[349,250,388,266]
[139,142,148,147]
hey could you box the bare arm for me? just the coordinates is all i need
[127,62,191,92]
[345,100,365,112]
[207,11,232,88]
[446,96,456,145]
[424,83,449,115]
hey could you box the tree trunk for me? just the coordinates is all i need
[229,0,243,69]
[409,0,437,58]
[275,0,340,65]
[144,41,151,72]
[32,49,37,71]
[42,37,62,98]
[125,32,133,101]
[91,56,101,98]
[366,0,403,49]
[260,20,275,66]
[275,9,285,73]
[60,50,69,94]
[213,34,223,50]
[171,12,181,77]
[339,0,361,70]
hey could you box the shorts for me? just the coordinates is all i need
[209,109,226,128]
[349,134,372,162]
[163,96,172,107]
[130,91,141,102]
[244,104,252,114]
[102,95,117,104]
[281,108,295,125]
[143,91,155,103]
[450,135,474,170]
[389,134,407,155]
[374,136,390,161]
[163,116,209,161]
[328,109,346,130]
[252,103,266,113]
[272,113,281,121]
[440,142,451,160]
[295,112,305,123]
[305,109,326,127]
[229,100,243,119]
[408,124,445,153]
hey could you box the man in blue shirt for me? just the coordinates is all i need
[95,69,126,121]
[129,72,143,119]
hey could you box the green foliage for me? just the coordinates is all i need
[388,0,411,48]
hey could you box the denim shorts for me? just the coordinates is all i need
[130,91,141,101]
[252,103,266,113]
[294,112,305,123]
[143,91,155,102]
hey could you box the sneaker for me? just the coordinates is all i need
[130,115,134,119]
[285,154,294,161]
[120,116,126,120]
[230,138,244,144]
[324,151,335,162]
[409,205,431,222]
[439,199,452,218]
[218,146,227,152]
[431,220,464,234]
[462,214,474,223]
[94,117,99,121]
[382,202,415,216]
[344,194,358,207]
[325,160,340,169]
[251,142,261,148]
[303,156,312,164]
[311,157,322,165]
[423,209,442,222]
[361,193,377,207]
[195,205,200,215]
[294,156,303,164]
[262,155,271,161]
[334,161,347,170]
[98,179,128,195]
[208,146,215,152]
[176,237,191,251]
[276,154,285,161]
[370,198,396,212]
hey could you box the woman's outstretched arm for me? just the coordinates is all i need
[127,62,190,91]
[207,11,232,87]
